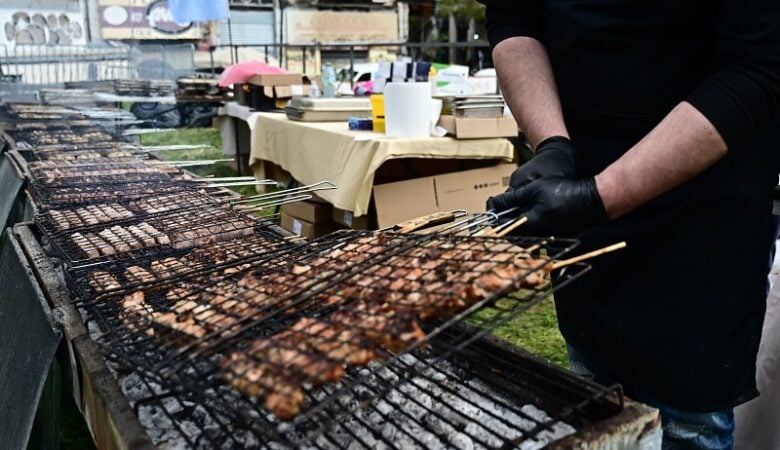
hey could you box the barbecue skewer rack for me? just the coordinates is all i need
[2,101,657,449]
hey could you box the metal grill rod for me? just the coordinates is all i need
[235,194,314,213]
[231,181,338,206]
[149,159,233,167]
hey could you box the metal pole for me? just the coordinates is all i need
[280,1,286,69]
[85,0,104,44]
[227,16,235,65]
[448,13,457,64]
[160,44,167,79]
[349,46,354,89]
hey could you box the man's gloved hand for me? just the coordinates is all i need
[509,136,580,189]
[487,176,607,236]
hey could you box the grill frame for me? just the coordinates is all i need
[4,102,664,448]
[74,228,628,448]
[46,205,275,269]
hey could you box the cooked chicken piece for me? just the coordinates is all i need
[87,271,121,292]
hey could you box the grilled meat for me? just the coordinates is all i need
[68,222,168,260]
[129,192,217,214]
[87,270,122,293]
[47,204,134,231]
[218,235,552,420]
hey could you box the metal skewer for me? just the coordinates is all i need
[150,159,233,167]
[230,181,337,205]
[236,194,314,213]
[134,144,214,153]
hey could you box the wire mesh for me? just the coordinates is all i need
[67,229,295,305]
[83,254,616,449]
[8,126,122,147]
[28,180,201,209]
[72,229,623,449]
[47,205,271,268]
[36,191,227,239]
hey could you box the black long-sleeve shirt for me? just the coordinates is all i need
[481,0,780,411]
[482,0,780,149]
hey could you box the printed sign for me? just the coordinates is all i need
[98,0,201,40]
[0,5,87,47]
[286,10,398,44]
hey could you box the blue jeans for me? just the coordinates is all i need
[567,345,735,450]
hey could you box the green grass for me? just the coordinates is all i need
[471,295,569,368]
[139,128,261,198]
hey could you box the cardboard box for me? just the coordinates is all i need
[271,84,311,98]
[332,207,373,230]
[438,115,518,139]
[282,200,332,224]
[280,212,339,240]
[247,84,312,111]
[248,73,304,87]
[373,164,516,228]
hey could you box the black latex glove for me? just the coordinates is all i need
[509,136,580,189]
[487,176,607,236]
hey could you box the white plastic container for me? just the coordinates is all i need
[383,82,432,139]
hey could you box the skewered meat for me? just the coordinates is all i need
[45,203,133,231]
[218,234,553,421]
[119,292,155,335]
[87,270,121,292]
[146,209,256,250]
[129,192,216,214]
[125,266,156,285]
[68,223,168,260]
[221,350,304,421]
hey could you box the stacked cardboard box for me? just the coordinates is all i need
[280,200,339,239]
[373,164,516,228]
[245,74,311,111]
[437,95,518,139]
[332,207,374,230]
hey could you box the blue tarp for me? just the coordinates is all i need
[168,0,229,23]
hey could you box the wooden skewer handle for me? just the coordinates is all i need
[549,241,627,271]
[397,211,459,234]
[496,217,529,237]
[472,227,495,237]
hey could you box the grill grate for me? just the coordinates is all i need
[9,126,121,146]
[30,164,173,187]
[36,191,225,238]
[67,229,295,304]
[84,270,619,449]
[47,206,271,268]
[28,180,203,209]
[20,142,137,157]
[27,156,151,169]
[75,229,619,448]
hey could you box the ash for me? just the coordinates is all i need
[300,353,576,450]
[82,310,574,449]
[90,325,261,449]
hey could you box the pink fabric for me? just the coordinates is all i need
[218,61,288,87]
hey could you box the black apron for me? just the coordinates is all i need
[537,1,780,411]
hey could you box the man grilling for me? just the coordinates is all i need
[479,1,780,448]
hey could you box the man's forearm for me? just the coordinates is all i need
[595,102,728,219]
[493,37,568,149]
